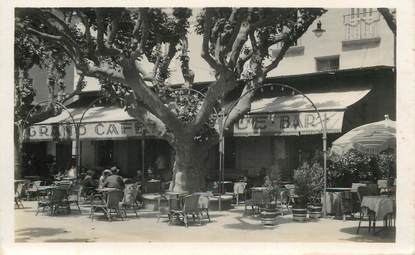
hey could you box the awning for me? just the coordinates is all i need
[232,88,371,136]
[25,106,152,141]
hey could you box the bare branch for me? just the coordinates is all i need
[132,8,150,59]
[61,74,85,104]
[227,20,251,68]
[236,49,253,77]
[263,42,290,74]
[193,70,237,130]
[119,58,184,132]
[201,9,221,71]
[179,36,195,88]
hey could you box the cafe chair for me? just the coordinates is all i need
[67,186,82,213]
[198,194,211,222]
[36,188,70,216]
[90,190,124,222]
[15,183,25,208]
[169,194,201,227]
[233,182,247,205]
[120,183,140,218]
[26,181,43,200]
[356,186,376,234]
[277,189,290,215]
[356,206,376,234]
[245,189,266,215]
[157,194,171,222]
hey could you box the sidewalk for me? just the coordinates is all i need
[15,201,395,243]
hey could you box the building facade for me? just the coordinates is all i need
[22,8,395,186]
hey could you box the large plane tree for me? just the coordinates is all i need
[15,8,325,192]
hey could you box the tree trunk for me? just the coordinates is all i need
[14,125,23,179]
[169,136,210,193]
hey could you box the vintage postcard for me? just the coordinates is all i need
[1,0,414,255]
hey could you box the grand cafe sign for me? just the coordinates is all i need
[25,121,156,141]
[233,111,344,136]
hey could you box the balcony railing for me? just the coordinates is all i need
[343,11,380,41]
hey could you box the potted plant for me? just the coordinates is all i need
[293,162,324,221]
[260,177,280,225]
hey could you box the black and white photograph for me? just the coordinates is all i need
[1,2,414,255]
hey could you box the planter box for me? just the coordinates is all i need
[308,205,322,219]
[292,208,307,222]
[260,208,280,225]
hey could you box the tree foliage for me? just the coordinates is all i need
[15,7,326,190]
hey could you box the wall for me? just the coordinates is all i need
[235,136,273,176]
[29,63,75,103]
[268,9,394,76]
[80,141,96,170]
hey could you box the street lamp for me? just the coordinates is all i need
[313,20,326,37]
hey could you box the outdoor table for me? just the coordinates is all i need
[37,185,58,192]
[250,187,267,191]
[213,181,233,194]
[165,191,189,210]
[96,188,120,192]
[326,187,352,192]
[361,195,394,221]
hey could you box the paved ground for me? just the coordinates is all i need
[14,201,395,243]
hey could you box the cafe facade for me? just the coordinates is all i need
[214,65,396,182]
[23,66,395,183]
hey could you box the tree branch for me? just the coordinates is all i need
[201,9,221,71]
[119,58,184,133]
[227,19,251,68]
[61,74,85,104]
[193,70,237,131]
[179,36,195,88]
[378,8,396,35]
[263,42,291,74]
[132,8,150,59]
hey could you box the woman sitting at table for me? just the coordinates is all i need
[98,169,112,189]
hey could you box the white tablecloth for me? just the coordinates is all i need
[233,182,247,194]
[361,195,394,220]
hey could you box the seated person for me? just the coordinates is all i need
[103,171,125,190]
[98,169,112,189]
[81,170,97,195]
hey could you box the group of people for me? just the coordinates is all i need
[80,166,125,196]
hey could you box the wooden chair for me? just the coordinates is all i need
[90,190,124,221]
[169,194,201,227]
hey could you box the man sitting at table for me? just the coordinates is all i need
[103,168,125,190]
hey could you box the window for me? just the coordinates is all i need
[344,8,380,41]
[315,56,339,72]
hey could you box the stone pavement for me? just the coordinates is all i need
[14,201,395,243]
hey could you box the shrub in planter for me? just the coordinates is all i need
[377,148,396,180]
[327,149,377,187]
[293,163,324,221]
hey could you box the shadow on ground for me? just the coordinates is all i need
[15,227,69,242]
[45,238,95,242]
[339,226,396,242]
